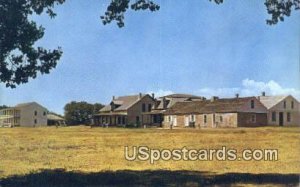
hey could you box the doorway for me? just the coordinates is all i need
[279,112,284,126]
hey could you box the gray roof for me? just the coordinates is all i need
[47,114,65,121]
[161,93,203,99]
[258,95,288,109]
[7,102,47,110]
[165,97,262,115]
[15,102,38,107]
[100,94,149,112]
[155,94,204,110]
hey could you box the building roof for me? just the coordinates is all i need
[1,102,47,111]
[47,114,65,121]
[258,95,288,109]
[100,94,150,112]
[15,102,39,107]
[165,97,259,115]
[155,94,205,110]
[161,94,203,99]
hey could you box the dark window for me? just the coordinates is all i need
[204,115,207,123]
[148,104,152,112]
[287,112,291,122]
[272,112,276,122]
[220,116,223,122]
[251,115,256,123]
[43,111,46,116]
[153,115,157,123]
[291,101,294,109]
[251,100,255,109]
[117,117,121,124]
[34,111,37,116]
[34,119,37,124]
[136,116,140,123]
[142,104,146,112]
[283,101,286,109]
[122,116,126,124]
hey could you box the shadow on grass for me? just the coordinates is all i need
[0,169,299,187]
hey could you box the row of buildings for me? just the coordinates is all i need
[1,92,299,128]
[0,102,65,127]
[93,92,300,128]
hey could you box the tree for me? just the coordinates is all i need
[0,105,9,110]
[101,0,300,27]
[0,0,64,88]
[64,101,104,125]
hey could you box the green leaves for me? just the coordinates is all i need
[0,0,64,88]
[265,0,300,25]
[64,101,104,125]
[101,0,160,28]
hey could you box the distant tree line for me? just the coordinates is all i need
[0,105,9,110]
[64,101,104,126]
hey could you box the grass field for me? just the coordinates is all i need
[0,126,299,186]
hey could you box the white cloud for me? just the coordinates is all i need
[147,89,174,98]
[148,79,300,100]
[196,79,300,99]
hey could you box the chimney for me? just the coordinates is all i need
[235,93,239,98]
[139,93,142,99]
[210,96,219,102]
[261,92,266,96]
[151,93,155,99]
[112,96,115,100]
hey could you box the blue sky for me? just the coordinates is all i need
[0,0,299,114]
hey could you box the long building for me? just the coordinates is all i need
[163,96,268,128]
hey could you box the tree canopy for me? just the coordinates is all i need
[0,0,299,88]
[101,0,300,27]
[64,101,104,125]
[0,0,64,88]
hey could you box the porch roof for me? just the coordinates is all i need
[143,110,165,115]
[94,112,127,116]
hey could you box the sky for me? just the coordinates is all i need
[0,0,299,114]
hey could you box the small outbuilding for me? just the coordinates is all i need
[47,113,66,126]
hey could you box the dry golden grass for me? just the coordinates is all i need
[0,126,299,179]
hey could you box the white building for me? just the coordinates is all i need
[0,102,48,127]
[258,93,300,126]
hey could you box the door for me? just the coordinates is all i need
[173,116,177,127]
[279,112,284,126]
[184,116,189,127]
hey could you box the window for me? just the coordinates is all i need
[291,101,294,109]
[142,104,146,112]
[287,112,291,122]
[34,119,37,124]
[34,111,37,116]
[251,100,255,109]
[117,117,121,124]
[220,116,223,122]
[122,116,126,124]
[136,116,140,123]
[204,115,207,123]
[43,111,46,116]
[272,112,276,122]
[283,101,286,109]
[251,115,256,123]
[191,115,195,122]
[148,104,152,112]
